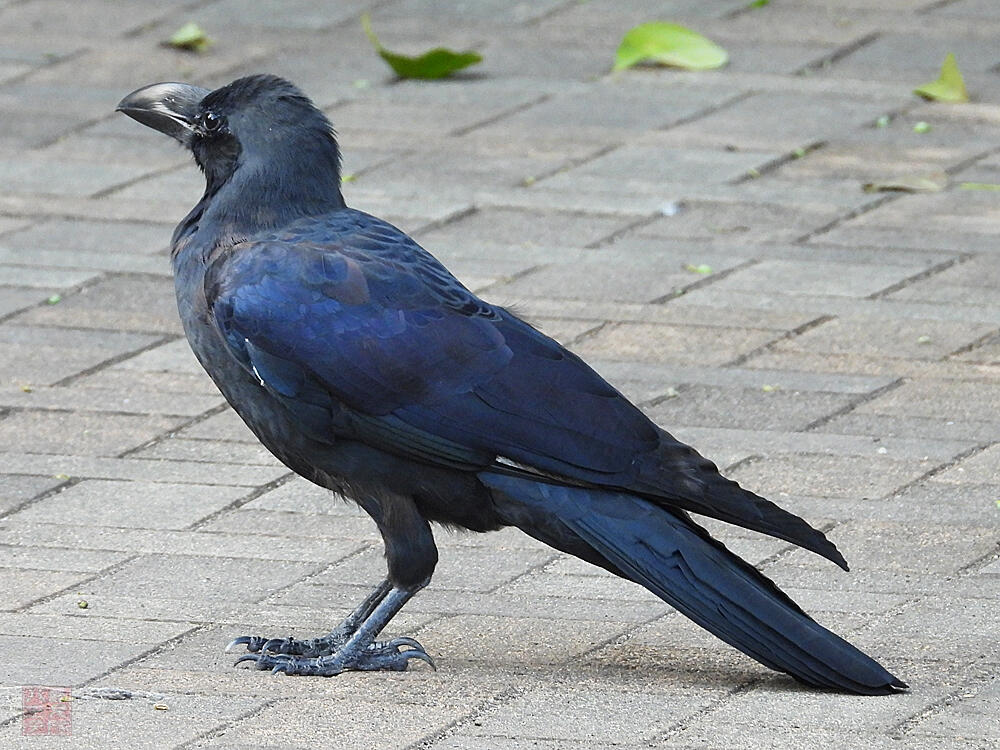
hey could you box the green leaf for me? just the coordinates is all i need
[748,0,770,7]
[165,22,212,53]
[614,22,728,72]
[914,53,969,103]
[361,14,481,80]
[912,121,931,133]
[46,294,61,305]
[960,182,1000,191]
[862,171,948,194]
[684,263,713,275]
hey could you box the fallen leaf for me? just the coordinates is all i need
[46,294,61,305]
[748,0,770,7]
[362,14,481,80]
[684,263,713,274]
[960,182,1000,191]
[912,121,931,134]
[761,384,779,393]
[914,53,968,103]
[875,115,891,128]
[77,600,88,609]
[614,22,728,72]
[165,22,212,53]
[862,171,948,193]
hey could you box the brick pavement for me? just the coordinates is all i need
[0,1,998,747]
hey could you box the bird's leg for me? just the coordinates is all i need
[226,579,393,657]
[233,583,432,676]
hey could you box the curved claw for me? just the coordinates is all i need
[400,648,436,671]
[383,636,424,652]
[233,653,262,667]
[225,636,254,653]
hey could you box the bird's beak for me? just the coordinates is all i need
[116,82,211,144]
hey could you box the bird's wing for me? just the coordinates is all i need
[206,211,845,566]
[205,210,655,476]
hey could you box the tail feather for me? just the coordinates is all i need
[483,474,906,695]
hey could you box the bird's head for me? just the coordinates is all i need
[117,75,344,230]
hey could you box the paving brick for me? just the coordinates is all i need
[464,681,720,744]
[416,206,636,250]
[1,218,170,258]
[630,199,845,244]
[6,479,249,530]
[782,519,999,575]
[570,322,779,366]
[0,474,63,516]
[0,689,263,749]
[0,410,182,457]
[0,383,222,418]
[768,316,996,361]
[854,379,1000,422]
[196,696,456,750]
[816,411,1000,444]
[820,32,1000,83]
[0,155,149,197]
[0,452,287,486]
[0,634,155,688]
[12,275,180,333]
[542,143,780,192]
[645,383,856,432]
[486,249,750,303]
[0,325,160,388]
[0,544,127,573]
[0,265,99,289]
[0,247,170,277]
[83,554,320,604]
[72,369,221,398]
[415,613,632,667]
[130,438,281,467]
[0,287,58,318]
[727,452,930,499]
[0,567,88,611]
[469,80,745,143]
[934,444,1000,485]
[659,90,908,151]
[176,410,259,444]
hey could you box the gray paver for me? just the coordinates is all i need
[1,1,999,748]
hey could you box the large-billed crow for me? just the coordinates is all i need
[117,75,905,693]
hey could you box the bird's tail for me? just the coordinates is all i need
[482,474,906,695]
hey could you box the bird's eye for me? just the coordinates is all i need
[202,112,224,133]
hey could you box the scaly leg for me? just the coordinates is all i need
[226,579,393,658]
[232,584,432,676]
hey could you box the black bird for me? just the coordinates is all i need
[117,74,905,694]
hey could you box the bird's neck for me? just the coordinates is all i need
[174,140,346,250]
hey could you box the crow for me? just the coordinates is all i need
[117,74,905,693]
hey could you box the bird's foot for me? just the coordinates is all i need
[225,627,352,658]
[233,636,434,676]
